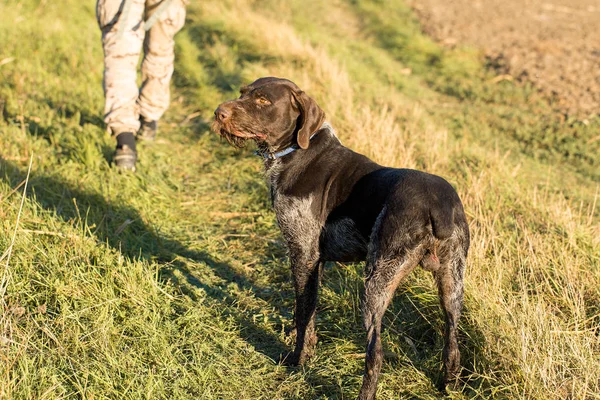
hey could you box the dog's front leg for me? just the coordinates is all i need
[275,194,323,366]
[286,247,321,366]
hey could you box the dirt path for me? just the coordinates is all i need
[409,0,600,116]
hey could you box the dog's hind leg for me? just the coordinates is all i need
[358,209,426,400]
[433,231,467,388]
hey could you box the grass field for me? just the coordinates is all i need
[1,0,599,398]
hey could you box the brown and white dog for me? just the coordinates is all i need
[212,77,469,399]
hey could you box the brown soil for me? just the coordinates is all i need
[409,0,600,116]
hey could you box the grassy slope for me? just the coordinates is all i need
[1,0,598,398]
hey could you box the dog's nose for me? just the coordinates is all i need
[214,107,231,122]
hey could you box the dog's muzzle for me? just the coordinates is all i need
[212,105,266,148]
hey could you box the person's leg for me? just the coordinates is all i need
[97,0,146,136]
[97,0,146,170]
[137,0,186,140]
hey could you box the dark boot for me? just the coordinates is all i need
[113,132,137,172]
[137,117,157,141]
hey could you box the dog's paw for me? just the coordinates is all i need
[280,347,316,367]
[280,351,301,367]
[437,371,463,394]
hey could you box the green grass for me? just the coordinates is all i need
[1,0,599,399]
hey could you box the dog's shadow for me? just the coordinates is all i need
[0,157,293,366]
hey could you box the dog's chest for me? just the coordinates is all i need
[267,159,369,261]
[272,192,322,251]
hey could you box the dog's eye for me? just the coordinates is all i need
[256,97,271,105]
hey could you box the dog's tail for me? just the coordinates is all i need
[419,205,456,272]
[422,202,467,272]
[429,205,457,241]
[429,178,468,242]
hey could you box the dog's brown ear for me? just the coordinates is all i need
[292,91,325,149]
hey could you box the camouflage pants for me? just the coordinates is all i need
[96,0,186,135]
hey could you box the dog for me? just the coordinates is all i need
[212,77,469,399]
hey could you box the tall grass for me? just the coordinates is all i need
[1,0,598,398]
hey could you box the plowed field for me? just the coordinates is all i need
[410,0,600,116]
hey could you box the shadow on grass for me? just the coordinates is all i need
[1,154,350,397]
[0,157,291,365]
[0,154,492,398]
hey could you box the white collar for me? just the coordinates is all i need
[258,122,333,160]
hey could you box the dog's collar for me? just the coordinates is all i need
[256,122,333,160]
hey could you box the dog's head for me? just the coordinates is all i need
[212,77,325,151]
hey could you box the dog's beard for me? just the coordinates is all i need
[211,119,266,148]
[212,121,247,148]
